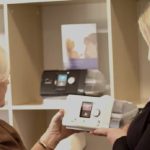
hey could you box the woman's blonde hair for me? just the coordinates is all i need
[138,2,150,60]
[0,45,9,82]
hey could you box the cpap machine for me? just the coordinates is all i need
[62,95,138,130]
[40,69,109,97]
[40,69,138,130]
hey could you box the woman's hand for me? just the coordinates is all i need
[39,110,76,149]
[90,124,129,145]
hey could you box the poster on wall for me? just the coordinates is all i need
[61,24,98,69]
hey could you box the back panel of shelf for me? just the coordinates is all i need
[42,2,110,80]
[111,0,140,103]
[8,4,44,105]
[111,0,150,104]
[86,133,111,150]
[13,110,57,149]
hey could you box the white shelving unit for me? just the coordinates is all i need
[13,98,66,110]
[0,0,149,149]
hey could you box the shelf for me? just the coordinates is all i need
[5,0,70,4]
[97,29,108,34]
[1,0,147,149]
[4,0,105,5]
[0,105,9,110]
[8,0,108,105]
[12,97,66,110]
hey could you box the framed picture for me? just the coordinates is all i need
[61,23,98,69]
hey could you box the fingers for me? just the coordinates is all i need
[122,123,130,131]
[51,109,64,123]
[90,128,108,136]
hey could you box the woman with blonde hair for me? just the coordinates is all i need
[0,46,75,150]
[90,3,150,150]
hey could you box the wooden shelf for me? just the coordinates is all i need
[97,28,108,34]
[3,0,105,5]
[13,97,66,110]
[5,0,70,4]
[1,0,148,149]
[0,105,9,110]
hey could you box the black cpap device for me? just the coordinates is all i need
[40,69,87,96]
[40,69,108,97]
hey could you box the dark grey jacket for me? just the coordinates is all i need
[113,102,150,150]
[0,120,26,150]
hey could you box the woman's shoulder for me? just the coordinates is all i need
[134,101,150,124]
[141,101,150,112]
[0,119,11,127]
[0,119,26,149]
[145,101,150,107]
[0,119,17,134]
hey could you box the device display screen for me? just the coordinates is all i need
[57,74,68,86]
[80,102,93,118]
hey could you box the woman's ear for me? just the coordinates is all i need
[0,81,8,107]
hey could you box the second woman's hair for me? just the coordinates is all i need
[0,46,9,82]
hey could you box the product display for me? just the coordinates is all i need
[63,95,114,130]
[62,95,138,130]
[40,69,109,97]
